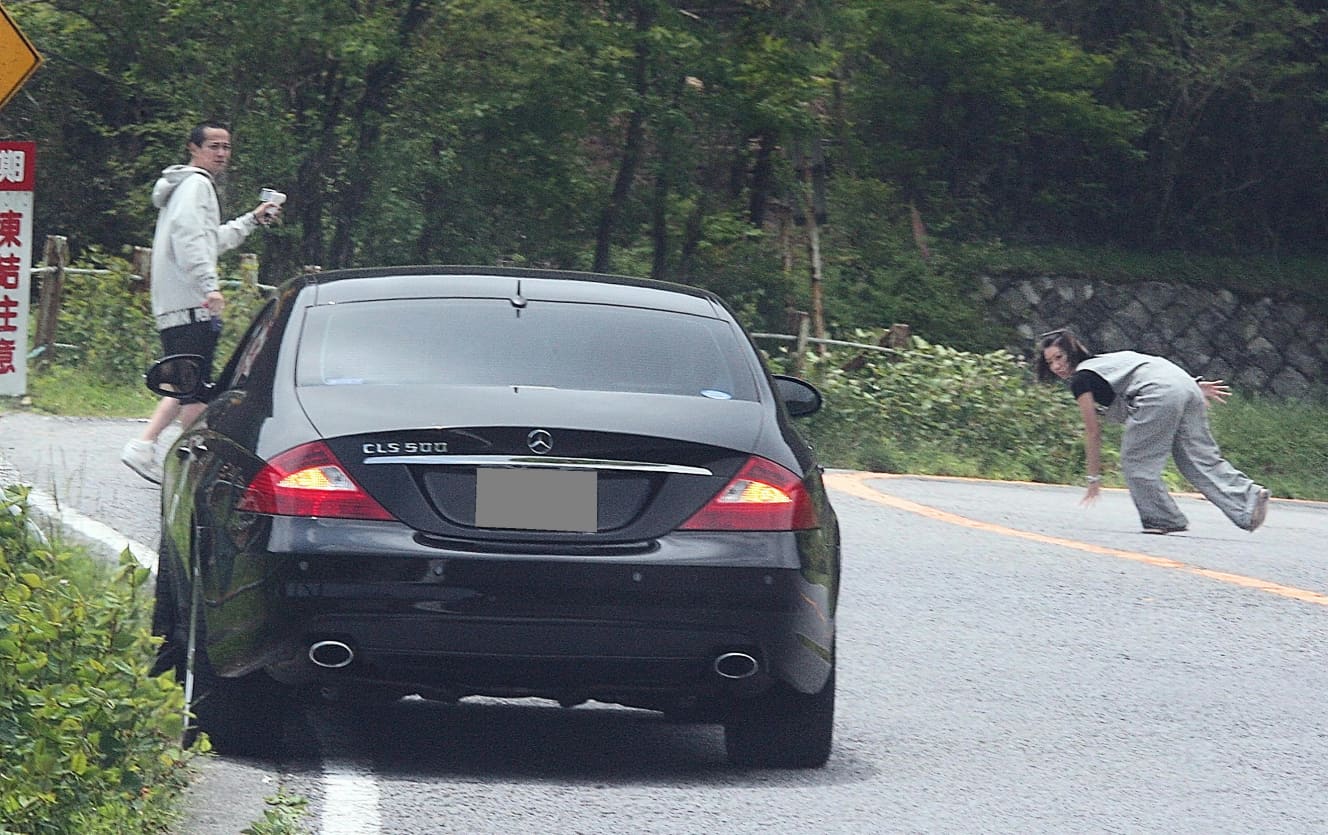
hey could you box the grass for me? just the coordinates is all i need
[1209,394,1328,501]
[9,365,157,417]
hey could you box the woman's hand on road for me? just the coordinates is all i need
[1081,482,1101,506]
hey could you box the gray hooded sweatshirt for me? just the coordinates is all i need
[150,165,259,329]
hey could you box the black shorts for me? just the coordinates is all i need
[159,320,220,404]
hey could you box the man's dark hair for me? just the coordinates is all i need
[1034,328,1095,382]
[186,121,231,150]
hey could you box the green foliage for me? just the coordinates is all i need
[240,791,310,835]
[818,179,1011,351]
[1209,394,1328,501]
[37,252,275,410]
[780,336,1086,482]
[680,217,800,332]
[366,0,609,268]
[7,0,1328,283]
[1102,0,1323,249]
[839,0,1143,235]
[0,487,191,835]
[40,252,158,385]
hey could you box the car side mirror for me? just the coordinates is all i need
[772,374,823,418]
[145,354,214,402]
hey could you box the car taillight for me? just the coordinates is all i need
[680,456,819,531]
[237,441,395,520]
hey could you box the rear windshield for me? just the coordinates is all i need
[295,298,759,401]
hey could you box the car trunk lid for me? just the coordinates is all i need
[297,385,767,543]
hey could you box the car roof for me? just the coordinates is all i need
[290,265,730,318]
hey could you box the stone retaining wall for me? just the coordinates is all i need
[978,273,1327,399]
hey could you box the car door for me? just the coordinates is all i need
[187,300,294,675]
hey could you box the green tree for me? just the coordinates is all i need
[5,0,1328,331]
[837,0,1143,239]
[999,0,1328,250]
[1110,0,1323,248]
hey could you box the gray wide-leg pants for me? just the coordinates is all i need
[1120,378,1262,531]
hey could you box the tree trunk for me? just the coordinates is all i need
[594,4,654,273]
[650,169,669,279]
[793,146,827,352]
[329,1,433,268]
[748,131,776,227]
[802,168,827,353]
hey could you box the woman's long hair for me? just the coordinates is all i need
[1034,329,1095,382]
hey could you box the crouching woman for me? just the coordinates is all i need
[1035,329,1269,534]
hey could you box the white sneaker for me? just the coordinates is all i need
[1247,487,1270,532]
[121,439,163,484]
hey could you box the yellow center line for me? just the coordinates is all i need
[825,471,1328,608]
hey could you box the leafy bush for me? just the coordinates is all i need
[39,250,158,384]
[817,181,1013,353]
[762,335,1077,483]
[0,486,191,835]
[773,335,1087,482]
[41,251,273,389]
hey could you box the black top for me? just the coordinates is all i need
[1069,369,1115,407]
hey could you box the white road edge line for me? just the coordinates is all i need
[320,759,384,835]
[18,483,157,571]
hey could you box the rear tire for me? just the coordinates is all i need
[178,544,288,757]
[188,657,288,757]
[724,667,835,769]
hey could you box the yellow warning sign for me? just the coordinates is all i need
[0,3,43,111]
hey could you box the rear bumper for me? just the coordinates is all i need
[254,553,835,709]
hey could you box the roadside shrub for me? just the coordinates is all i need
[771,335,1092,483]
[241,791,311,835]
[42,250,157,384]
[0,486,191,835]
[42,250,272,388]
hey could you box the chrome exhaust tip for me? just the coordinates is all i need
[308,640,355,669]
[713,651,760,680]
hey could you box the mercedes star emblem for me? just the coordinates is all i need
[526,429,553,455]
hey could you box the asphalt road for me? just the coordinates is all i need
[3,411,1328,834]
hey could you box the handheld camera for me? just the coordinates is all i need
[259,187,287,219]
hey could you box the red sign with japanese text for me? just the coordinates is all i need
[0,140,35,395]
[0,140,35,189]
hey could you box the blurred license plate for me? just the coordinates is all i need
[474,468,598,532]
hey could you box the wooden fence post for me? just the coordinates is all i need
[792,311,810,376]
[131,246,151,290]
[33,235,69,367]
[239,252,259,289]
[888,323,911,349]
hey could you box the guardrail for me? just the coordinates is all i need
[751,321,912,374]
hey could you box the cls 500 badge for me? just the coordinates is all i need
[362,441,449,455]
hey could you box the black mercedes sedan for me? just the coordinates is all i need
[146,265,840,768]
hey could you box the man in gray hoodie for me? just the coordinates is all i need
[121,121,280,483]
